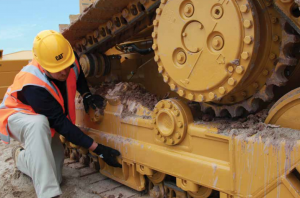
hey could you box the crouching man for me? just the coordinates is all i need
[0,30,121,198]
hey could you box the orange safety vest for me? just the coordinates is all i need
[0,57,81,144]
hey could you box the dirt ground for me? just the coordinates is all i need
[0,140,149,198]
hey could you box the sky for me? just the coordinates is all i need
[0,0,79,55]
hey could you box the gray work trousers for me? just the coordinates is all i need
[8,112,64,198]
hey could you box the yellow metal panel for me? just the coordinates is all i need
[0,50,32,100]
[1,51,32,61]
[264,184,294,198]
[75,97,300,197]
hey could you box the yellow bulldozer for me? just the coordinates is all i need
[4,0,300,197]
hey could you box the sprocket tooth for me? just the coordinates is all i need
[240,98,257,113]
[254,85,274,102]
[282,34,300,44]
[213,107,222,117]
[231,106,245,117]
[267,66,288,87]
[199,103,210,113]
[277,57,298,66]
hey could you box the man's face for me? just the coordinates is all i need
[46,66,71,81]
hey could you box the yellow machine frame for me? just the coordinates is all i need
[74,98,300,198]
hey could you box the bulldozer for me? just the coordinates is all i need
[3,0,300,197]
[58,0,300,197]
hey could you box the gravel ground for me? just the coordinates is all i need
[0,140,149,198]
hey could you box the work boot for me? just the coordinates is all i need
[11,146,24,168]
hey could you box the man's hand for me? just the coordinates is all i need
[83,93,104,113]
[93,144,122,168]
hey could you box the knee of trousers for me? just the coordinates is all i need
[27,114,51,138]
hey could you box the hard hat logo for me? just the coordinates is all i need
[55,53,64,61]
[32,30,75,73]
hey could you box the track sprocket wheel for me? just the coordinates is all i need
[153,0,300,117]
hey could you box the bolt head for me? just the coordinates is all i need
[244,36,252,44]
[227,66,234,73]
[159,102,165,108]
[152,44,158,50]
[243,20,252,28]
[228,78,236,86]
[263,70,269,76]
[198,95,205,102]
[158,66,164,73]
[156,8,162,15]
[163,76,169,83]
[152,32,157,38]
[219,87,226,95]
[209,92,216,100]
[175,133,181,139]
[169,138,174,144]
[166,102,173,109]
[174,110,180,117]
[178,90,185,97]
[236,66,244,74]
[170,84,177,91]
[240,5,248,13]
[241,52,249,60]
[188,93,194,100]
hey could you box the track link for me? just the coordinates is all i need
[62,0,160,56]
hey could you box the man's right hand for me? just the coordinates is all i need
[93,144,122,168]
[83,93,105,113]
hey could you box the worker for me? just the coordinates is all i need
[0,30,122,198]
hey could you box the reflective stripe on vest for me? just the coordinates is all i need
[0,131,9,143]
[73,60,79,81]
[0,54,80,144]
[21,65,59,95]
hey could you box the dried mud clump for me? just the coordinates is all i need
[75,83,115,115]
[218,109,300,148]
[105,82,159,117]
[194,107,300,148]
[76,82,159,117]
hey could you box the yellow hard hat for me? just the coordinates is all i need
[32,30,75,73]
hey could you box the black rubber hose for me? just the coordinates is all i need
[129,44,153,55]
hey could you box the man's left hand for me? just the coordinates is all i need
[83,93,105,113]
